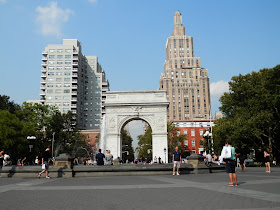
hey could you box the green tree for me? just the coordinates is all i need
[45,110,86,157]
[213,65,280,159]
[0,110,30,163]
[121,129,134,162]
[0,95,20,114]
[137,126,152,161]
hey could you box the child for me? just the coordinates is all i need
[273,157,277,166]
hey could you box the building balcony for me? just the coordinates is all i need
[73,56,78,60]
[41,62,47,66]
[71,104,77,108]
[72,62,78,66]
[72,85,78,89]
[72,73,78,77]
[40,80,46,84]
[41,74,46,78]
[71,110,77,114]
[72,79,78,83]
[42,51,48,55]
[71,98,77,102]
[42,57,47,61]
[41,69,47,73]
[71,91,77,95]
[40,86,46,90]
[72,68,78,72]
[40,92,46,96]
[73,50,78,55]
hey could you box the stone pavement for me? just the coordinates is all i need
[0,167,280,210]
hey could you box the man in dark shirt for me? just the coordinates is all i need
[38,146,52,179]
[95,149,105,165]
[172,146,181,176]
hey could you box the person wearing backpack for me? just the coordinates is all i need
[223,139,238,186]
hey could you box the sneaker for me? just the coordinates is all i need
[172,173,175,176]
[177,173,180,176]
[45,176,50,179]
[38,173,41,178]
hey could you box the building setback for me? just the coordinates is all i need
[159,11,211,121]
[40,39,109,130]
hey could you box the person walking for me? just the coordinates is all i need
[95,149,105,165]
[224,139,238,186]
[0,149,4,178]
[172,146,181,176]
[38,146,52,179]
[264,149,271,173]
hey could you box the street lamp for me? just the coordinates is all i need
[27,136,36,152]
[52,132,55,158]
[203,130,212,154]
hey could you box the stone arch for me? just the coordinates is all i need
[103,90,169,163]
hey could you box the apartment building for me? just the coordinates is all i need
[40,39,109,130]
[159,11,211,121]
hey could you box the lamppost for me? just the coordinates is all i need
[27,136,36,152]
[164,148,167,163]
[203,130,212,154]
[52,132,55,158]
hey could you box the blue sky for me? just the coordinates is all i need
[0,0,279,116]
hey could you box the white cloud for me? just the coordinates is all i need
[88,0,98,3]
[210,80,229,96]
[35,2,74,37]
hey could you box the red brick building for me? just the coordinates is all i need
[173,120,214,154]
[80,130,100,154]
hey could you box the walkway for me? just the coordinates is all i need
[1,167,280,209]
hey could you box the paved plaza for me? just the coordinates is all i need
[0,167,280,210]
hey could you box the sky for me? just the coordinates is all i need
[0,0,279,145]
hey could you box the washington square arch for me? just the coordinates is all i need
[102,90,169,163]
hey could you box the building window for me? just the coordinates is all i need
[57,60,63,64]
[57,55,63,59]
[65,49,72,52]
[49,49,55,53]
[177,131,180,136]
[184,140,188,147]
[65,55,71,58]
[191,140,195,147]
[57,49,63,53]
[191,130,195,136]
[64,89,70,93]
[64,78,70,82]
[200,130,203,136]
[183,130,187,135]
[65,60,71,64]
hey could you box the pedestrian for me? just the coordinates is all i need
[172,146,181,176]
[158,157,161,164]
[273,157,277,166]
[154,156,157,163]
[38,146,52,179]
[0,149,4,178]
[224,139,238,186]
[206,151,212,166]
[95,149,105,165]
[105,150,113,165]
[264,149,271,173]
[35,156,39,165]
[239,155,245,171]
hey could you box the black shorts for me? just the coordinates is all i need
[226,160,236,173]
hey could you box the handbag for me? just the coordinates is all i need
[42,164,45,170]
[221,146,232,159]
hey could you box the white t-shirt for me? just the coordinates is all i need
[206,154,212,162]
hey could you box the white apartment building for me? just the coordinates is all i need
[40,39,109,130]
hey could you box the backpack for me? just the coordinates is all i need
[221,146,232,159]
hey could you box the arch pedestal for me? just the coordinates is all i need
[103,91,169,163]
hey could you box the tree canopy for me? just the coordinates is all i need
[213,65,280,159]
